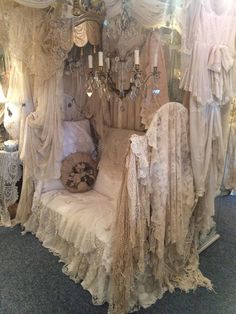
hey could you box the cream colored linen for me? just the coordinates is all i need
[24,190,113,305]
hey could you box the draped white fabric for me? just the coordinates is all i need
[20,68,64,181]
[16,67,64,224]
[104,0,171,28]
[7,5,72,85]
[180,0,236,233]
[14,0,55,8]
[3,4,73,224]
[6,5,72,181]
[180,0,236,104]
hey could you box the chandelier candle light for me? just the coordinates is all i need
[0,83,7,103]
[86,48,161,100]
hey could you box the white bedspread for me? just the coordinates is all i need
[40,189,114,250]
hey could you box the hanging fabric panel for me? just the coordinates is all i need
[104,0,182,28]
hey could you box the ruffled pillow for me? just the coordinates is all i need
[61,152,97,193]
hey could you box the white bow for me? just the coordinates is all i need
[208,44,234,73]
[208,44,234,101]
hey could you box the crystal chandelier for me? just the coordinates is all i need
[85,49,161,100]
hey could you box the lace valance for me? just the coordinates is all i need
[7,5,73,84]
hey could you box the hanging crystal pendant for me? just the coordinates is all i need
[120,0,130,31]
[86,85,93,97]
[80,47,84,57]
[129,85,136,101]
[152,88,161,96]
[151,74,161,96]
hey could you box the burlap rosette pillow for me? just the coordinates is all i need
[61,152,97,193]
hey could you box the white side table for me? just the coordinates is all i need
[0,150,22,226]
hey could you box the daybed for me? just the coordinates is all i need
[24,103,211,313]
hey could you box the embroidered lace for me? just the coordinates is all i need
[0,151,22,226]
[109,103,211,314]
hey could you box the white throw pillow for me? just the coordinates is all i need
[63,120,95,158]
[42,120,95,193]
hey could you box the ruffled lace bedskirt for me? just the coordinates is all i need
[24,199,111,305]
[23,196,212,313]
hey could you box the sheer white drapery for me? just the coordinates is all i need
[180,0,236,104]
[4,4,73,224]
[7,5,73,85]
[16,66,65,224]
[6,5,72,178]
[104,0,174,28]
[179,0,236,233]
[20,68,64,181]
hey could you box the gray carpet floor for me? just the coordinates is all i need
[0,196,235,314]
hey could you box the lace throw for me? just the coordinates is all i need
[0,151,22,226]
[222,100,236,190]
[110,102,212,314]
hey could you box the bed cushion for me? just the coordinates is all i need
[40,120,95,193]
[63,120,95,158]
[94,128,144,199]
